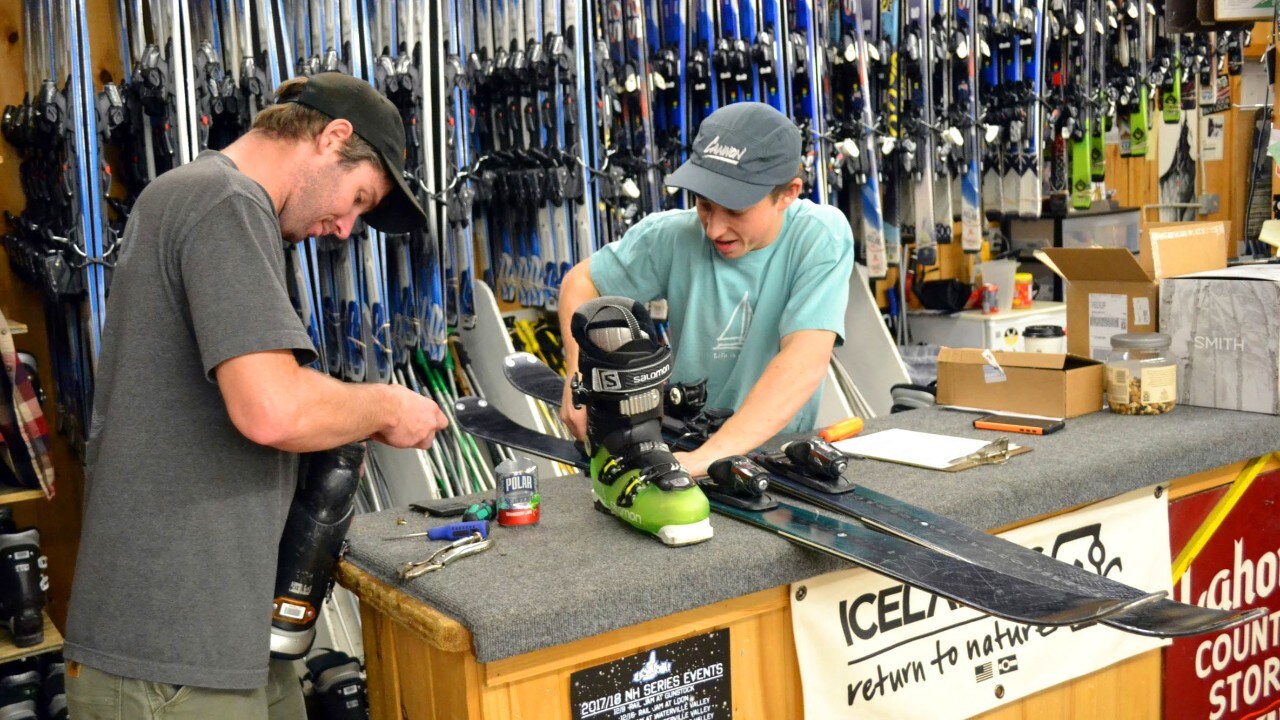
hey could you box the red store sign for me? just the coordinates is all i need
[1165,471,1280,720]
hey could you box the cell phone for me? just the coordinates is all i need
[972,414,1065,435]
[410,495,483,517]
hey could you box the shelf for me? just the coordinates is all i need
[0,488,45,505]
[0,612,61,664]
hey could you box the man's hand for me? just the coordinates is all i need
[669,330,837,475]
[372,385,450,449]
[561,376,587,441]
[558,260,599,442]
[217,349,451,453]
[674,450,714,479]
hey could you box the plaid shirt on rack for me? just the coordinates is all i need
[0,308,54,498]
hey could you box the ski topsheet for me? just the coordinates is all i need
[499,352,1265,638]
[452,395,1141,627]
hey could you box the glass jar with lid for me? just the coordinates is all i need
[1105,333,1177,415]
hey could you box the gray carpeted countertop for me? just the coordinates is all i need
[343,404,1280,663]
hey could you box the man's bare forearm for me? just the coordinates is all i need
[217,350,446,452]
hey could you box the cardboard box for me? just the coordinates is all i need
[1139,221,1230,278]
[1038,237,1228,360]
[936,348,1105,418]
[1036,248,1159,360]
[1161,265,1280,414]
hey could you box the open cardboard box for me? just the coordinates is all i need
[1036,223,1227,360]
[936,347,1105,419]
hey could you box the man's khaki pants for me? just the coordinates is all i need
[66,659,307,719]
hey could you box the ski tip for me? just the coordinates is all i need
[504,352,540,367]
[456,398,489,412]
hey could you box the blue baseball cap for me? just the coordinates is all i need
[664,102,803,211]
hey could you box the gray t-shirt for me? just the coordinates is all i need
[64,151,317,689]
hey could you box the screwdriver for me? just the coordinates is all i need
[820,416,864,443]
[383,520,490,541]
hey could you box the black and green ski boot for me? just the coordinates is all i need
[570,297,712,546]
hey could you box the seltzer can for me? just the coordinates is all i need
[495,458,540,526]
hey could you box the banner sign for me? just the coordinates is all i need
[569,629,731,720]
[791,487,1170,719]
[1165,471,1280,720]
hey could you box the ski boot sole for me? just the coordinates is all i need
[592,497,715,546]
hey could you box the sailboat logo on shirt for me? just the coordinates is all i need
[714,292,753,353]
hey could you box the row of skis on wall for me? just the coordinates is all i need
[0,0,1252,454]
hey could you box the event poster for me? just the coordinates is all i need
[570,630,731,720]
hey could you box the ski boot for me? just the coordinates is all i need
[0,658,39,720]
[41,660,65,720]
[304,649,369,719]
[0,698,34,720]
[0,530,45,647]
[271,443,365,660]
[570,297,713,546]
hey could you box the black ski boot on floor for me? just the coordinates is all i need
[40,660,65,720]
[570,297,712,546]
[305,650,369,719]
[0,658,39,720]
[0,530,45,648]
[271,444,365,660]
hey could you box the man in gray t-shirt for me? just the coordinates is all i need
[63,73,447,719]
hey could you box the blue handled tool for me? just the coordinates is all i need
[429,521,490,540]
[384,520,490,542]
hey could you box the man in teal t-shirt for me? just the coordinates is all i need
[557,102,854,476]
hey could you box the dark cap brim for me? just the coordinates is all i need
[664,162,775,212]
[363,157,426,234]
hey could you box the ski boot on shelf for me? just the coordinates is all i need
[569,297,713,546]
[0,530,45,647]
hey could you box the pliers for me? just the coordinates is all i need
[399,532,493,580]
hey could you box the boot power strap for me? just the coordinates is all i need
[588,348,672,395]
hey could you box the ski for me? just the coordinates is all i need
[877,0,905,266]
[952,0,982,251]
[1068,0,1093,208]
[499,352,1265,638]
[902,0,936,263]
[1015,0,1044,218]
[452,395,1143,627]
[752,453,1265,637]
[846,0,888,277]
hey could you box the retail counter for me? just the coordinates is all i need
[337,405,1280,718]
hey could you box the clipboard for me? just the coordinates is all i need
[833,429,1031,472]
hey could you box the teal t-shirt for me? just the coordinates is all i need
[589,198,854,435]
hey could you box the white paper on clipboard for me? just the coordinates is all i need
[833,428,1023,471]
